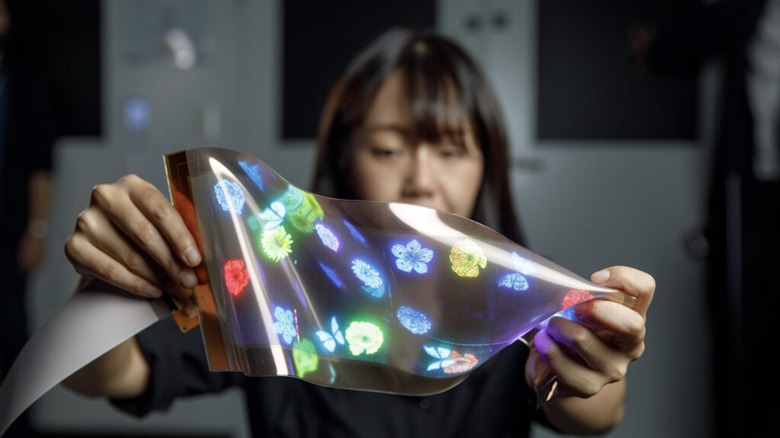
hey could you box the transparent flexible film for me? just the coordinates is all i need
[164,147,633,396]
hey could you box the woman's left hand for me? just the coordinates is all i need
[526,265,655,398]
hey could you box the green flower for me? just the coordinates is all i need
[260,226,293,261]
[345,321,384,356]
[292,338,319,378]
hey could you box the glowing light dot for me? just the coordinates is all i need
[396,306,432,334]
[246,215,259,231]
[213,180,245,214]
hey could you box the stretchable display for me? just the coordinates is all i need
[0,147,636,435]
[165,147,633,396]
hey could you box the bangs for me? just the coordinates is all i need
[401,61,473,148]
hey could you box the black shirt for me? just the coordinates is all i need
[113,318,548,438]
[0,63,56,250]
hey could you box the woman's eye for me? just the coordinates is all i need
[440,147,466,159]
[370,146,402,159]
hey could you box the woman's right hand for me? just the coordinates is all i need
[64,174,202,300]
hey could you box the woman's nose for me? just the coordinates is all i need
[404,147,435,196]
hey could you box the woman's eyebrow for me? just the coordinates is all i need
[362,124,409,135]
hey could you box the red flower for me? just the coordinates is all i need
[224,259,250,296]
[562,289,593,309]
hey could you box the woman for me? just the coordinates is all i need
[64,28,654,437]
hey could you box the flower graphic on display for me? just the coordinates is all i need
[351,259,383,289]
[498,251,533,291]
[442,351,478,374]
[562,289,594,309]
[238,159,264,191]
[345,321,384,356]
[498,273,529,291]
[260,226,293,261]
[315,316,345,353]
[224,259,250,296]
[423,345,478,374]
[288,193,324,233]
[449,239,487,278]
[258,201,286,230]
[246,215,259,231]
[292,338,319,378]
[391,239,433,274]
[343,219,368,246]
[279,185,304,210]
[396,306,432,335]
[318,261,345,289]
[511,251,537,275]
[315,223,340,252]
[273,305,297,345]
[214,179,246,215]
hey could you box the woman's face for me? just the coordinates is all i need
[348,71,484,218]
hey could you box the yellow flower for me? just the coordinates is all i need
[449,239,487,278]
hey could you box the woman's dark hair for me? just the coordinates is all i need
[311,27,525,245]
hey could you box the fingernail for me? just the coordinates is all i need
[145,285,163,298]
[179,269,198,288]
[183,246,202,266]
[591,269,610,284]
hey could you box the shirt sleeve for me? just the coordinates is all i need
[109,318,242,417]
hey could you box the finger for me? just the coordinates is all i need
[122,175,202,267]
[91,180,198,289]
[76,206,164,286]
[532,328,608,398]
[574,300,646,353]
[544,316,633,379]
[84,211,196,300]
[65,232,163,298]
[591,266,655,317]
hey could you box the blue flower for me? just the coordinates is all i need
[315,223,340,252]
[391,239,434,274]
[238,160,264,190]
[273,305,296,345]
[498,272,529,291]
[396,306,432,334]
[351,259,383,289]
[214,180,245,214]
